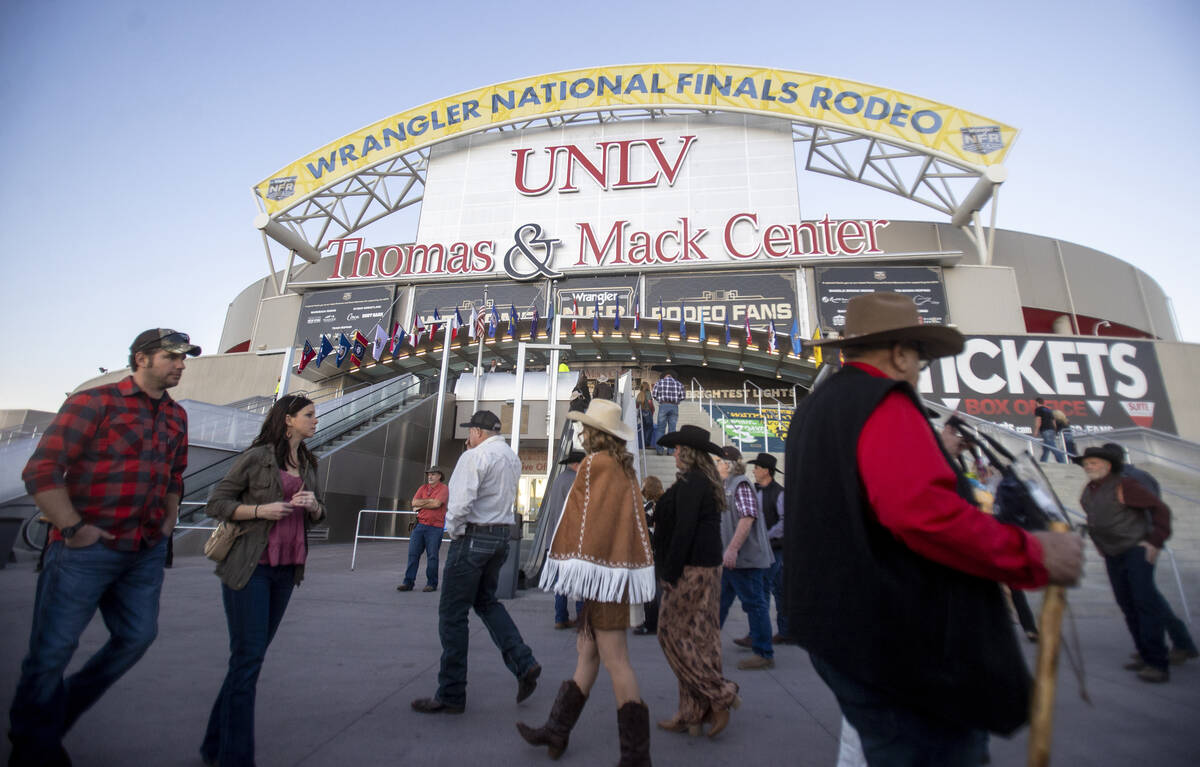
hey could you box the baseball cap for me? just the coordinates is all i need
[131,329,201,357]
[460,410,502,431]
[719,445,743,462]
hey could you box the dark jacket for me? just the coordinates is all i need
[758,479,784,550]
[651,469,723,584]
[784,364,1030,735]
[206,444,326,590]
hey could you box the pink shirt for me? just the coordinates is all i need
[260,470,307,566]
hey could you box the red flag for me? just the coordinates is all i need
[744,315,753,346]
[297,339,316,373]
[571,298,578,333]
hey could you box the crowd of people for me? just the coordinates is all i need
[9,293,1194,766]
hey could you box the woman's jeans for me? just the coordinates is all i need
[201,564,296,767]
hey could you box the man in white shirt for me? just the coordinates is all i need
[412,410,541,713]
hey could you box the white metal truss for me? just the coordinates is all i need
[256,107,995,280]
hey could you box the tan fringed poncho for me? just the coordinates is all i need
[540,452,656,603]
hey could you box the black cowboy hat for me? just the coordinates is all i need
[747,453,781,474]
[810,292,964,359]
[558,450,586,465]
[1072,444,1124,473]
[657,425,722,456]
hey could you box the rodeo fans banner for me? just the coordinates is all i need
[920,335,1176,435]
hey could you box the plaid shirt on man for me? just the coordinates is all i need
[23,376,189,551]
[651,375,684,404]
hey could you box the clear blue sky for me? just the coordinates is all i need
[2,0,1197,412]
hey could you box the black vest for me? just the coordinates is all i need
[758,480,784,550]
[783,365,1030,734]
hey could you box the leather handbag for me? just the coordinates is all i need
[204,521,246,562]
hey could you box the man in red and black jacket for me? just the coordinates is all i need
[784,293,1082,766]
[10,328,199,767]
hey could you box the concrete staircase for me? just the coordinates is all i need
[640,399,1200,625]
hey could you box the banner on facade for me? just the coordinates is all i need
[293,286,394,347]
[920,335,1176,435]
[814,265,948,331]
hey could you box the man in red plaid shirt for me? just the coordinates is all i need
[9,328,199,767]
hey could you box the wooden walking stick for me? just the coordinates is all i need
[1028,520,1070,767]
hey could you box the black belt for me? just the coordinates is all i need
[464,523,511,534]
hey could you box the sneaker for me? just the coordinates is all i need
[411,697,465,714]
[733,635,753,648]
[1169,647,1199,665]
[422,585,437,592]
[517,663,541,702]
[396,584,413,592]
[1136,666,1169,683]
[736,655,775,670]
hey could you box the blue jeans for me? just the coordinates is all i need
[436,528,537,707]
[554,594,584,624]
[718,567,773,659]
[655,403,678,453]
[201,564,296,767]
[1105,546,1170,670]
[812,654,986,767]
[764,549,789,637]
[9,539,167,763]
[639,413,655,449]
[403,524,443,587]
[1039,429,1064,463]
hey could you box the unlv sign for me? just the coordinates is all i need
[513,136,697,195]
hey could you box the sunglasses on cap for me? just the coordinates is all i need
[133,331,197,355]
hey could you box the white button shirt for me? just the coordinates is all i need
[444,434,521,539]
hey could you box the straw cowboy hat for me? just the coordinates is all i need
[566,399,635,442]
[656,425,723,456]
[812,291,964,359]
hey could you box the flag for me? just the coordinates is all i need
[389,321,405,354]
[372,323,387,361]
[724,313,731,345]
[592,296,600,332]
[451,308,463,341]
[614,301,621,331]
[531,306,540,340]
[745,315,753,346]
[633,293,641,331]
[351,331,369,366]
[812,328,823,365]
[679,302,687,340]
[489,304,499,338]
[657,299,664,336]
[571,298,578,333]
[767,321,777,353]
[297,339,316,373]
[508,304,518,338]
[315,335,334,367]
[791,316,802,355]
[335,333,351,367]
[469,306,482,339]
[413,314,426,346]
[698,306,706,342]
[431,308,442,340]
[545,298,554,329]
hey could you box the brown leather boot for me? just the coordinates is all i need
[616,700,652,766]
[516,680,588,759]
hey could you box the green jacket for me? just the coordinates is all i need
[206,444,326,590]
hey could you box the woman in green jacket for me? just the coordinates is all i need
[200,394,325,767]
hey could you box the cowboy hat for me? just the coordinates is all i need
[811,292,963,359]
[558,450,586,465]
[1072,444,1124,473]
[566,399,635,442]
[424,466,445,480]
[657,425,723,456]
[747,453,781,474]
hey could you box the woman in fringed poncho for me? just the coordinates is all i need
[517,399,655,767]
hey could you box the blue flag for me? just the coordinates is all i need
[614,301,621,331]
[531,307,540,340]
[698,305,706,342]
[791,316,802,354]
[508,304,518,338]
[724,313,731,345]
[679,302,687,341]
[315,335,334,367]
[489,304,499,338]
[593,296,600,332]
[335,333,351,368]
[657,299,664,336]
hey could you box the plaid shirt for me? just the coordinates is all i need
[23,376,189,551]
[733,480,758,518]
[651,375,684,404]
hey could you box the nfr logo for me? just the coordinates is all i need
[512,136,697,195]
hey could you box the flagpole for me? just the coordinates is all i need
[473,285,488,412]
[430,312,454,466]
[547,280,561,475]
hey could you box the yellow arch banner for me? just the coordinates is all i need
[255,63,1016,215]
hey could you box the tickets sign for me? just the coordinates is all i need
[256,64,1016,215]
[919,335,1176,435]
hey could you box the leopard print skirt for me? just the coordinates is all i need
[657,565,739,723]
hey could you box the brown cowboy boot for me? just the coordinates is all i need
[516,680,588,759]
[616,699,652,766]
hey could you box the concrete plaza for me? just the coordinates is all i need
[2,542,1197,766]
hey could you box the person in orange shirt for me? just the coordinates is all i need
[398,468,449,592]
